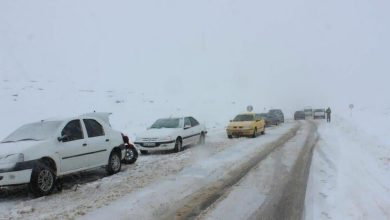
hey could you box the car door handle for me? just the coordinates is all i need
[105,139,109,142]
[82,143,87,147]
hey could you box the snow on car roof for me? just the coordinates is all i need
[40,112,112,122]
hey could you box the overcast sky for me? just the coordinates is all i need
[1,0,389,111]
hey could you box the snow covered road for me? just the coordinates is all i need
[1,121,304,220]
[80,121,318,220]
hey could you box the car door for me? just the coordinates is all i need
[182,117,194,146]
[83,119,109,168]
[189,117,202,144]
[254,114,262,131]
[57,119,89,173]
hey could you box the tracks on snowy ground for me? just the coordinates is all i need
[0,122,317,220]
[250,121,318,220]
[168,121,318,220]
[168,125,301,220]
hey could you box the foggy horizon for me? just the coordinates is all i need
[1,0,390,111]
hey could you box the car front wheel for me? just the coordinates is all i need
[252,128,257,138]
[173,138,182,153]
[123,146,138,164]
[140,150,149,155]
[30,163,56,197]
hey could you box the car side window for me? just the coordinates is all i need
[61,120,84,142]
[184,118,192,128]
[83,119,105,138]
[189,117,199,126]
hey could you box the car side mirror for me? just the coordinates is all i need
[184,125,191,130]
[58,134,69,142]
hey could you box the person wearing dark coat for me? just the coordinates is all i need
[326,107,332,123]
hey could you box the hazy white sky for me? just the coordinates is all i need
[1,0,389,110]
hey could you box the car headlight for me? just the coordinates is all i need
[0,153,24,169]
[159,136,172,142]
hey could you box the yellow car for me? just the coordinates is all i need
[226,113,266,138]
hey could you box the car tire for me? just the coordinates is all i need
[173,138,182,153]
[106,150,122,175]
[252,128,257,138]
[228,135,233,139]
[261,127,265,135]
[140,150,149,155]
[198,133,206,145]
[29,162,56,197]
[122,146,138,164]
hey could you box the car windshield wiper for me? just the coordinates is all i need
[1,140,14,143]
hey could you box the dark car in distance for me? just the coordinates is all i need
[294,111,306,120]
[259,113,279,126]
[268,109,284,124]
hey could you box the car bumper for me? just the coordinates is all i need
[0,169,32,186]
[134,141,176,152]
[226,129,254,136]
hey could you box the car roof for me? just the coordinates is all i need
[41,112,111,123]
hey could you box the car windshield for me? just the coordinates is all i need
[269,110,280,114]
[2,121,62,143]
[233,114,255,122]
[150,118,181,129]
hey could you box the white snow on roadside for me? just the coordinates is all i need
[305,111,390,220]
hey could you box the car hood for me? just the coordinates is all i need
[228,121,254,127]
[136,128,180,139]
[0,140,46,155]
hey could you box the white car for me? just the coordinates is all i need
[0,113,127,196]
[135,117,207,154]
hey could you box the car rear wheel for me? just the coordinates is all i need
[261,126,265,135]
[173,138,182,153]
[198,133,206,145]
[228,135,233,139]
[29,162,56,197]
[106,150,122,175]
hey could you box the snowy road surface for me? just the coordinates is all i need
[80,121,317,220]
[3,114,388,220]
[1,120,319,220]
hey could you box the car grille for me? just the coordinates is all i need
[140,138,159,142]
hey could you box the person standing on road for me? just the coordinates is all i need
[326,107,332,123]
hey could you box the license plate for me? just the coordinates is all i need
[143,142,156,147]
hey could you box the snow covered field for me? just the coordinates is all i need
[305,110,390,220]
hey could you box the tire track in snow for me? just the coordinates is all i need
[166,124,302,220]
